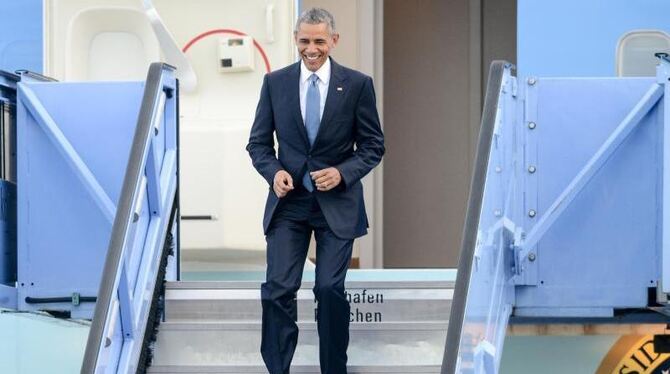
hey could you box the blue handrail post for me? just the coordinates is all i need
[657,53,670,295]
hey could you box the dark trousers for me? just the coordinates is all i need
[260,189,354,374]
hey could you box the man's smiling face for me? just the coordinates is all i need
[294,22,339,72]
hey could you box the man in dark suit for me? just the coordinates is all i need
[246,7,384,374]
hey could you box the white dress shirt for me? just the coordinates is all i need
[299,57,330,123]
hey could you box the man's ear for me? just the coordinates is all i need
[331,33,340,47]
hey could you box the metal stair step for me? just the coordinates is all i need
[151,321,447,368]
[166,280,455,289]
[147,364,442,373]
[164,281,453,323]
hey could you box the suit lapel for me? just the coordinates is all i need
[288,62,309,147]
[312,59,348,150]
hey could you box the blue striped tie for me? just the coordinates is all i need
[303,74,320,192]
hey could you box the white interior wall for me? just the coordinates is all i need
[44,0,297,256]
[153,0,296,252]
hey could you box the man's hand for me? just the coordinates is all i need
[311,167,342,192]
[273,170,294,198]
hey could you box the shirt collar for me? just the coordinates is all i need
[300,57,331,85]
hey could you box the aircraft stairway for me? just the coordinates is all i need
[145,278,452,373]
[8,54,670,373]
[1,62,457,374]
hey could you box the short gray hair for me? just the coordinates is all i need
[294,8,336,35]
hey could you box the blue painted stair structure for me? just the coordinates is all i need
[0,63,180,373]
[444,57,670,373]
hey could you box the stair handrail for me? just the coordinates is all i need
[441,61,512,374]
[81,62,176,374]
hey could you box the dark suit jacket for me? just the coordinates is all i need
[247,58,385,239]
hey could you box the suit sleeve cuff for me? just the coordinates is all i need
[335,164,356,191]
[264,164,283,186]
